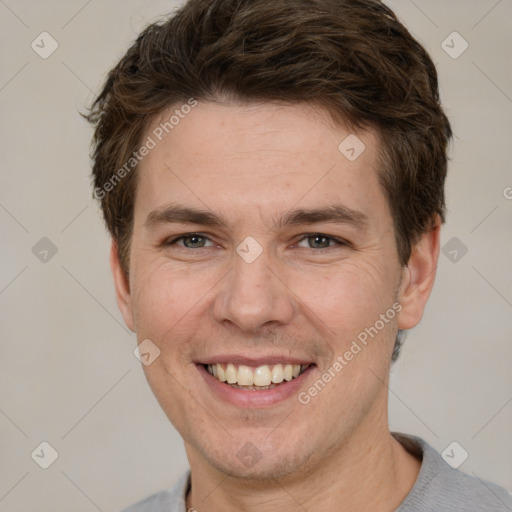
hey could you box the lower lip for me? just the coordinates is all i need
[197,364,316,408]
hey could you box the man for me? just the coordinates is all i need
[86,0,512,510]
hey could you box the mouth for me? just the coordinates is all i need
[203,362,313,391]
[196,355,317,407]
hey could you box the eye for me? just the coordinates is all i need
[164,233,215,249]
[296,233,346,250]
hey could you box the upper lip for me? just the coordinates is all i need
[197,355,314,366]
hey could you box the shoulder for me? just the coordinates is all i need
[119,471,190,512]
[393,432,512,512]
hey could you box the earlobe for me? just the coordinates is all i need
[397,216,441,330]
[110,240,136,332]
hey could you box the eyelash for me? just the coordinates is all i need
[163,232,348,250]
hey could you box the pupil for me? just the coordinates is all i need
[312,235,327,248]
[188,235,203,247]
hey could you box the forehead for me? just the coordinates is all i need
[134,101,389,231]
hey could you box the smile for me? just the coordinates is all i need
[205,363,311,390]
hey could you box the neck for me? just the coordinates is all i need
[185,409,421,512]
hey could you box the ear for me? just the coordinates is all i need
[110,239,135,332]
[397,215,441,330]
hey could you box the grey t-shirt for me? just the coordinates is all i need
[120,432,512,511]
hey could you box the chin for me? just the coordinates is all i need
[200,441,314,482]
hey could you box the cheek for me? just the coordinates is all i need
[291,258,396,333]
[130,260,212,344]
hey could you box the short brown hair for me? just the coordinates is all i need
[85,0,452,360]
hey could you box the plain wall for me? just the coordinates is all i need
[0,1,510,510]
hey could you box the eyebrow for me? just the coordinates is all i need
[144,203,370,231]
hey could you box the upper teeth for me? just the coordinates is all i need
[207,363,306,386]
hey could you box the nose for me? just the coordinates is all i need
[212,244,295,333]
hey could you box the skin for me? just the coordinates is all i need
[111,101,440,511]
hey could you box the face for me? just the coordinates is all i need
[112,101,438,480]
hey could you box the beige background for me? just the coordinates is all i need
[0,1,511,510]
